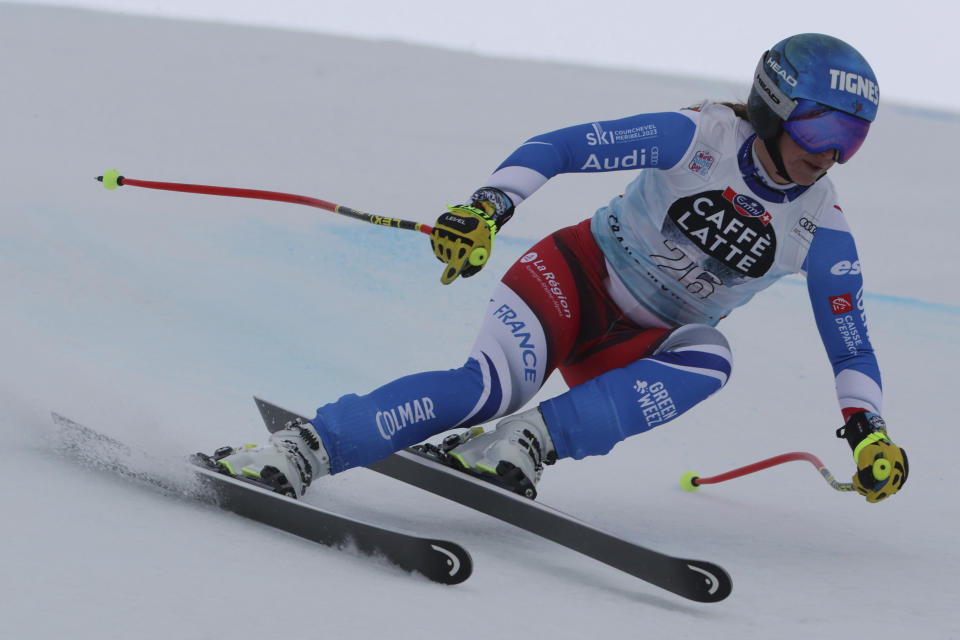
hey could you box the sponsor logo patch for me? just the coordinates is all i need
[830,293,854,315]
[665,189,777,278]
[585,121,659,146]
[830,260,861,276]
[376,397,436,440]
[833,289,868,355]
[829,69,879,106]
[634,380,677,428]
[493,304,541,381]
[766,57,798,87]
[519,255,572,320]
[688,145,720,178]
[581,148,655,171]
[722,187,771,225]
[791,216,818,248]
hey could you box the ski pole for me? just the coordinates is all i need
[96,169,433,235]
[680,451,855,493]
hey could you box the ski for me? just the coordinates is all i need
[255,397,732,602]
[50,412,472,585]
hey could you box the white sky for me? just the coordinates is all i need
[19,0,960,113]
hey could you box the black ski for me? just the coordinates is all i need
[255,397,732,602]
[51,412,471,585]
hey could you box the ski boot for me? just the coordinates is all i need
[203,418,330,498]
[445,406,557,499]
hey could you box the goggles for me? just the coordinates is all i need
[782,99,871,164]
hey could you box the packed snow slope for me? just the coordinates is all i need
[1,5,957,639]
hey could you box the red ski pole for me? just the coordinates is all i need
[96,169,433,235]
[681,451,855,493]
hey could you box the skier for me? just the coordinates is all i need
[213,33,907,504]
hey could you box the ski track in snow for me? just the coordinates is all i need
[1,5,958,639]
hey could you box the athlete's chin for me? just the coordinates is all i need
[789,166,826,186]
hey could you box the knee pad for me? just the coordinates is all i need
[647,323,733,387]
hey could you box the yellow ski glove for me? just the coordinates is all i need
[431,187,514,285]
[837,412,908,503]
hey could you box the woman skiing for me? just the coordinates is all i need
[213,33,907,504]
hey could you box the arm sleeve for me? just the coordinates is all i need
[802,205,883,418]
[483,110,698,205]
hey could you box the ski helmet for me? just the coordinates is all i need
[747,33,878,163]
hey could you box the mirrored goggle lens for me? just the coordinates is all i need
[782,99,871,163]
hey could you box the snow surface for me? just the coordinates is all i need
[1,4,958,639]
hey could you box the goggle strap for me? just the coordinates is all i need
[753,53,797,121]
